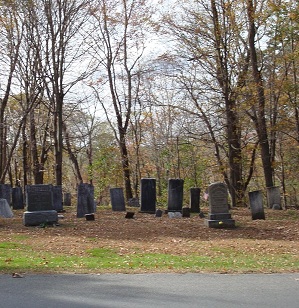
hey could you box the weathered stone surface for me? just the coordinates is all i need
[182,207,191,218]
[52,185,63,212]
[85,214,95,221]
[266,186,282,209]
[12,187,24,210]
[26,185,54,212]
[125,211,135,219]
[140,178,156,214]
[64,193,72,206]
[249,190,265,220]
[155,209,163,217]
[204,182,235,228]
[167,179,184,212]
[110,188,126,212]
[128,198,140,207]
[77,183,95,218]
[23,210,58,226]
[204,219,236,228]
[190,188,200,213]
[0,184,11,206]
[0,199,13,218]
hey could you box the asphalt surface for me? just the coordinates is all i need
[1,273,299,307]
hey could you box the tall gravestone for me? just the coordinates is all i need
[248,190,265,220]
[23,184,58,226]
[12,187,24,209]
[167,179,184,212]
[266,186,282,209]
[52,185,63,212]
[64,193,71,206]
[140,178,156,214]
[77,183,95,218]
[204,182,235,228]
[0,184,11,206]
[190,187,200,213]
[110,188,126,211]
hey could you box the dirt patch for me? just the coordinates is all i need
[1,207,299,260]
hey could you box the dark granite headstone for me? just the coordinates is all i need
[182,207,191,218]
[26,184,54,211]
[52,185,63,212]
[190,187,200,213]
[125,211,135,219]
[204,182,235,228]
[249,190,265,220]
[110,188,126,211]
[64,193,71,206]
[155,209,163,217]
[140,178,156,214]
[266,186,282,209]
[12,187,24,210]
[85,213,95,221]
[167,179,184,212]
[77,183,95,218]
[23,210,58,226]
[0,184,11,206]
[23,184,57,226]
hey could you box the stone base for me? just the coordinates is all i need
[23,210,58,226]
[204,218,236,228]
[139,210,156,214]
[208,213,232,220]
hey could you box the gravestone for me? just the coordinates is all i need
[125,211,135,219]
[0,184,11,206]
[85,213,95,221]
[77,183,95,218]
[204,182,235,228]
[52,185,63,212]
[190,187,200,213]
[110,188,126,211]
[12,187,24,210]
[26,184,54,212]
[266,186,282,209]
[64,193,71,206]
[140,178,156,214]
[168,211,182,218]
[0,199,13,218]
[128,198,139,207]
[248,190,265,220]
[182,207,191,218]
[155,209,163,217]
[167,179,184,212]
[23,184,58,226]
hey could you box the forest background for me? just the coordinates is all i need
[0,0,298,209]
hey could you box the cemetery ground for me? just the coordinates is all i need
[0,206,299,275]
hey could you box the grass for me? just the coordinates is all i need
[1,207,299,274]
[1,241,299,274]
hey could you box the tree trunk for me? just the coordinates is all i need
[119,132,133,201]
[63,122,83,184]
[247,0,274,188]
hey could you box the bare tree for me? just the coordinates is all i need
[33,0,91,186]
[0,1,24,183]
[162,0,255,206]
[88,0,154,201]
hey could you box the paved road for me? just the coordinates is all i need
[1,273,299,307]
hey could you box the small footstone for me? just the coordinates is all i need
[125,212,135,219]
